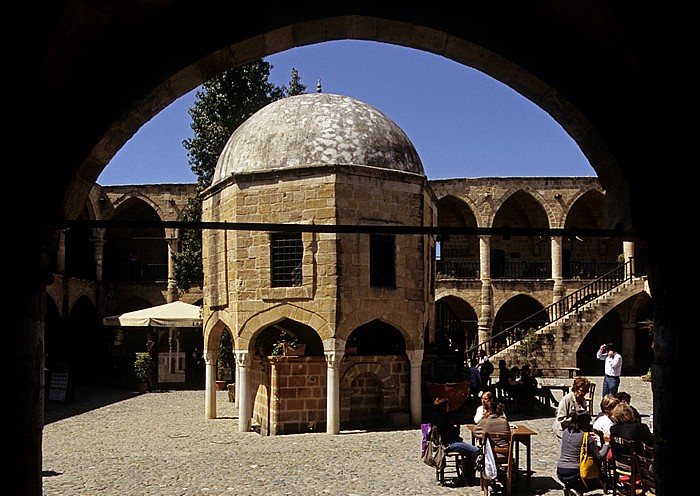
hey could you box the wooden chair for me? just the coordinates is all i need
[584,382,596,416]
[611,436,642,495]
[430,426,467,487]
[635,442,655,495]
[438,451,467,487]
[494,385,518,413]
[593,429,614,494]
[481,431,515,496]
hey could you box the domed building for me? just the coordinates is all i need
[201,93,437,435]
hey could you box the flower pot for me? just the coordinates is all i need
[215,380,227,391]
[282,343,306,356]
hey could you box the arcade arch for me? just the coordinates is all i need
[16,7,683,494]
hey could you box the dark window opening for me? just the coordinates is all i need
[271,233,303,287]
[370,233,395,288]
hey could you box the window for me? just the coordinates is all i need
[370,233,395,288]
[271,233,303,287]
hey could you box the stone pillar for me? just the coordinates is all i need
[92,235,105,282]
[12,223,57,494]
[405,349,424,425]
[235,351,252,432]
[621,322,637,370]
[551,236,564,301]
[166,237,179,303]
[324,338,345,434]
[623,240,635,277]
[56,229,66,274]
[478,235,493,349]
[203,348,217,419]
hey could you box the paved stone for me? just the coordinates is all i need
[42,376,652,495]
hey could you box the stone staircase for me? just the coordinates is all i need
[488,276,649,373]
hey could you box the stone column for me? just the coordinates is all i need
[235,351,252,432]
[203,348,217,419]
[405,349,424,425]
[623,240,635,277]
[324,338,345,434]
[478,235,493,349]
[621,322,637,370]
[166,237,179,303]
[56,229,66,274]
[551,236,564,301]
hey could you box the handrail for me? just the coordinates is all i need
[468,259,635,358]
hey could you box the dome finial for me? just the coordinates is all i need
[317,78,322,93]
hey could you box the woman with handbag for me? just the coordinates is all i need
[556,411,610,496]
[431,397,479,484]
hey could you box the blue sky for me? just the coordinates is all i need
[97,40,595,186]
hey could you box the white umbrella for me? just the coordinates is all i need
[102,301,202,328]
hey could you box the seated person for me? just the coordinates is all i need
[592,394,620,446]
[505,366,525,406]
[521,363,557,413]
[557,411,610,496]
[609,402,652,455]
[431,397,479,484]
[614,391,643,423]
[473,391,507,424]
[473,399,511,455]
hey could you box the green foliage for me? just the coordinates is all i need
[173,196,203,291]
[134,352,155,384]
[518,328,539,358]
[174,60,298,291]
[284,67,308,96]
[271,334,298,357]
[218,329,235,380]
[183,60,286,191]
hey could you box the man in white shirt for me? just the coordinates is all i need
[596,343,623,396]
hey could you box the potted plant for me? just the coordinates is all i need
[271,334,305,358]
[217,330,234,390]
[134,352,155,391]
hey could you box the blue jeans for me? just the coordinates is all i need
[447,441,479,458]
[603,375,620,397]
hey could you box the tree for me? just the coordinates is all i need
[284,67,307,96]
[173,61,306,291]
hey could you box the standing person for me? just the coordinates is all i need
[556,411,610,496]
[478,350,494,391]
[431,397,479,484]
[596,343,623,397]
[552,376,592,444]
[468,358,481,397]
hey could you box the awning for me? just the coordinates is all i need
[102,301,202,328]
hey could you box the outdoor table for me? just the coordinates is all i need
[536,367,580,378]
[466,423,538,489]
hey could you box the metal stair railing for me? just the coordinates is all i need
[468,259,635,358]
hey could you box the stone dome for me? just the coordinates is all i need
[212,93,424,184]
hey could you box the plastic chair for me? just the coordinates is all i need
[481,431,515,496]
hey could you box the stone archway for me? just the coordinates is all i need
[340,361,399,429]
[16,6,685,493]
